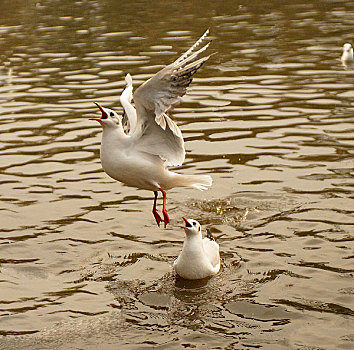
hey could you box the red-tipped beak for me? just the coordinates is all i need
[89,102,108,122]
[181,217,191,229]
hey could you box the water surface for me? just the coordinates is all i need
[0,0,353,349]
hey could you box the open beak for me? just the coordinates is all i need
[181,217,192,229]
[89,102,108,122]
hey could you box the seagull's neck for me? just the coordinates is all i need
[101,125,129,144]
[183,233,204,253]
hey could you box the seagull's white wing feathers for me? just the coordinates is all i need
[132,113,185,167]
[131,29,211,166]
[203,238,220,269]
[120,73,137,135]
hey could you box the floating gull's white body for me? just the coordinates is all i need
[341,43,353,62]
[173,218,220,280]
[90,30,213,227]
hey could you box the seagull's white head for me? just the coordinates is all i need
[90,102,122,128]
[343,43,353,53]
[182,217,202,236]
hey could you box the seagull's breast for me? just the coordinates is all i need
[99,133,170,191]
[101,147,160,191]
[174,237,220,279]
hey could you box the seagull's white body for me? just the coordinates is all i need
[341,43,353,62]
[91,30,213,227]
[99,126,207,192]
[174,218,220,280]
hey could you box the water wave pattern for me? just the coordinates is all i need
[0,0,353,349]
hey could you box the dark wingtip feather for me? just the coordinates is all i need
[206,228,216,241]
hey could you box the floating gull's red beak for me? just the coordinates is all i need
[89,102,108,122]
[182,217,191,229]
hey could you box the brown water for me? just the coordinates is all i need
[1,0,353,349]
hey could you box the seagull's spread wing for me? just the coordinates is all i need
[120,74,137,135]
[131,29,211,166]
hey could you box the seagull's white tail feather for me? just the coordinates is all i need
[175,174,212,191]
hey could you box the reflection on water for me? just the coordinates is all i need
[1,0,354,349]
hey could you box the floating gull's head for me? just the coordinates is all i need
[182,217,202,236]
[343,43,353,53]
[90,102,122,128]
[341,43,354,62]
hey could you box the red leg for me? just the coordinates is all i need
[152,191,162,226]
[160,188,170,228]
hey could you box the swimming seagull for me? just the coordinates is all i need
[90,30,213,227]
[173,218,220,280]
[341,43,354,62]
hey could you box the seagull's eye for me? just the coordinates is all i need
[110,112,115,117]
[193,222,196,226]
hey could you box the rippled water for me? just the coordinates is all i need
[1,0,353,349]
